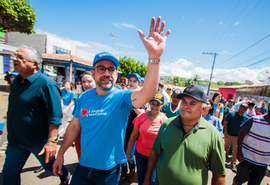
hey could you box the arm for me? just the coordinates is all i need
[53,117,81,176]
[38,125,59,163]
[131,16,170,108]
[143,151,160,185]
[219,112,224,123]
[126,128,139,163]
[134,108,146,115]
[223,120,228,138]
[63,99,75,115]
[236,128,247,163]
[211,172,226,185]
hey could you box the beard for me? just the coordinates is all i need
[96,76,115,91]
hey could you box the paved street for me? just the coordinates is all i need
[0,79,269,184]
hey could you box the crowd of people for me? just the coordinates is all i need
[2,16,270,185]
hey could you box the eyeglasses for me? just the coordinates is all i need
[94,66,117,74]
[150,101,161,107]
[167,89,171,90]
[11,54,25,60]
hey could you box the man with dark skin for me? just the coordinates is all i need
[233,103,270,184]
[223,104,249,172]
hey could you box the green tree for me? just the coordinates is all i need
[0,0,36,34]
[217,81,225,85]
[117,56,147,78]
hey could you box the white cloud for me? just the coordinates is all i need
[112,23,121,28]
[235,21,241,26]
[34,28,148,62]
[230,33,234,36]
[219,50,231,55]
[159,58,270,83]
[220,21,223,25]
[121,23,137,29]
[200,18,203,21]
[182,17,185,19]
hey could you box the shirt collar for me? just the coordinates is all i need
[20,71,42,83]
[204,113,212,120]
[176,115,206,131]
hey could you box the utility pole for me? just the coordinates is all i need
[203,52,218,95]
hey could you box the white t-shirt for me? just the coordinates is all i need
[161,90,170,104]
[56,75,64,83]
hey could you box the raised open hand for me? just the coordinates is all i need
[138,16,170,59]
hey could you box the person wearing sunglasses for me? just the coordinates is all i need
[53,16,170,185]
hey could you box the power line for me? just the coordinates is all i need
[230,49,270,69]
[203,0,242,52]
[245,57,270,67]
[209,0,252,51]
[212,0,263,51]
[216,33,270,66]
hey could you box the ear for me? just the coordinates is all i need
[91,69,94,77]
[33,61,39,69]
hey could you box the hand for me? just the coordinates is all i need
[38,141,57,163]
[53,155,64,176]
[126,152,133,164]
[63,109,67,115]
[237,151,244,163]
[138,16,170,59]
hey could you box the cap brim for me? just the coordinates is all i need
[150,98,164,104]
[177,93,206,103]
[94,56,119,67]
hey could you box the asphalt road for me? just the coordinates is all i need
[0,79,269,185]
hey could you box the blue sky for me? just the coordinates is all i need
[31,0,270,83]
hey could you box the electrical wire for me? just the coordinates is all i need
[230,49,270,69]
[216,33,270,66]
[212,0,263,51]
[245,57,270,67]
[209,0,252,51]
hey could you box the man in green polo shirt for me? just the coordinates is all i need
[223,103,249,172]
[144,84,226,185]
[160,88,182,118]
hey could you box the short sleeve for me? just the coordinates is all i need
[220,106,224,113]
[133,112,147,130]
[74,97,80,118]
[208,135,226,175]
[241,118,253,133]
[42,83,62,126]
[225,112,232,122]
[152,122,168,155]
[71,91,77,100]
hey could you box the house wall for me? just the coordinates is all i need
[218,88,236,100]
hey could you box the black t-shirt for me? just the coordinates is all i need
[125,109,137,139]
[125,104,148,139]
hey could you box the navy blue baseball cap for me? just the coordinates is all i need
[172,88,182,95]
[7,71,19,77]
[93,52,119,67]
[177,84,207,103]
[128,73,141,83]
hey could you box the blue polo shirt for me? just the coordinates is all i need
[74,88,134,170]
[7,71,62,146]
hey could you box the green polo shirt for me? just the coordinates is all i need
[225,111,249,136]
[7,71,62,146]
[152,116,225,185]
[160,102,180,118]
